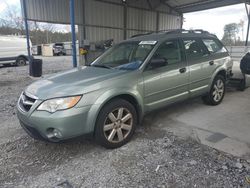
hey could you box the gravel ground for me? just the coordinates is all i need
[0,56,250,188]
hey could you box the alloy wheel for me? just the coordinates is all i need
[212,79,224,102]
[103,107,133,143]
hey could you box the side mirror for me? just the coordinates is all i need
[149,58,168,69]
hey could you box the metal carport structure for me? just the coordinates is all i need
[20,0,250,68]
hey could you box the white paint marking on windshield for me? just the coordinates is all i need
[139,41,157,45]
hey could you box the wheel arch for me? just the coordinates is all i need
[106,94,143,125]
[99,93,143,124]
[89,91,144,135]
[16,55,29,62]
[210,68,227,87]
[217,69,227,80]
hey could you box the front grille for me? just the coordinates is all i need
[18,92,36,112]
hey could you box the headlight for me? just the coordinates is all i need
[37,96,81,113]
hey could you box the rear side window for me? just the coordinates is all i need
[183,39,209,60]
[202,39,227,54]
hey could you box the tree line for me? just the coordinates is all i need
[0,3,72,45]
[221,21,246,46]
[0,25,72,45]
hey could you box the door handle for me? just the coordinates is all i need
[179,67,187,74]
[209,61,214,65]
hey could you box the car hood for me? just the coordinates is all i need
[25,66,128,99]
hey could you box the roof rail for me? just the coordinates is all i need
[155,29,187,34]
[130,32,153,38]
[130,29,214,38]
[167,29,218,37]
[191,29,210,34]
[164,29,210,34]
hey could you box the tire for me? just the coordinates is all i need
[238,78,246,92]
[16,57,27,66]
[95,99,137,149]
[202,75,226,106]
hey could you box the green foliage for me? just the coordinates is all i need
[0,26,73,45]
[30,29,72,45]
[0,2,73,45]
[221,23,240,46]
[0,26,23,35]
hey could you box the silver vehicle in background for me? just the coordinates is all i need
[53,43,66,56]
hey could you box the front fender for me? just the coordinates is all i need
[95,88,143,107]
[79,87,144,134]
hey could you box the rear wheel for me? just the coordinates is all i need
[238,76,246,91]
[16,57,27,66]
[202,75,225,106]
[95,99,137,149]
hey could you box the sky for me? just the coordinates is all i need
[0,0,19,13]
[183,3,248,40]
[0,0,69,32]
[0,0,248,40]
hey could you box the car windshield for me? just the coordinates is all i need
[91,41,156,70]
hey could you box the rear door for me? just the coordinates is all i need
[201,38,230,76]
[143,39,189,112]
[182,38,211,96]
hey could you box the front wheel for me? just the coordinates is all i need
[95,99,137,149]
[202,75,226,106]
[16,57,27,66]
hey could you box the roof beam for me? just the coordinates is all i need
[160,0,182,15]
[174,0,250,13]
[146,0,153,10]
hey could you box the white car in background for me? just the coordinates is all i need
[0,35,32,66]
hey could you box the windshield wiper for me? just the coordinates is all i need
[91,64,112,69]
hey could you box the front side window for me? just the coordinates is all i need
[183,39,208,60]
[202,39,227,54]
[152,40,182,65]
[91,41,155,70]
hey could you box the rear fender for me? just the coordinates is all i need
[210,67,227,87]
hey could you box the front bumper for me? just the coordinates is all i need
[17,104,94,142]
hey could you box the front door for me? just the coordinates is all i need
[143,39,189,112]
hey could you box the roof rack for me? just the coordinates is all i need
[130,32,153,38]
[130,29,214,38]
[162,29,210,34]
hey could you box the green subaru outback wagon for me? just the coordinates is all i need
[17,29,233,148]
